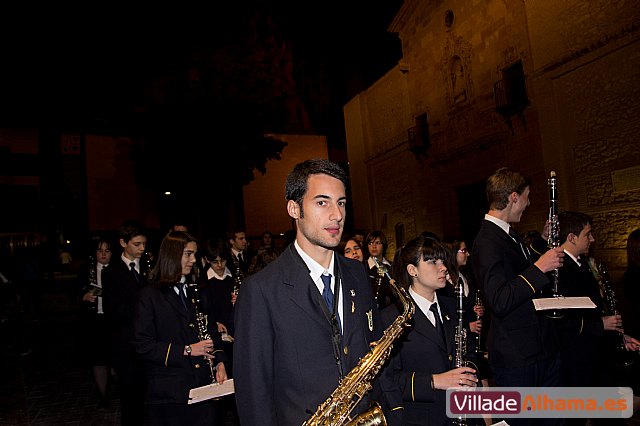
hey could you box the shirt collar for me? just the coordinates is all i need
[485,214,510,235]
[294,240,335,283]
[409,286,441,321]
[207,266,232,280]
[367,256,391,270]
[563,249,581,266]
[122,254,139,268]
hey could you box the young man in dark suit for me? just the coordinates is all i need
[226,228,252,278]
[471,167,564,425]
[233,159,379,426]
[102,219,149,425]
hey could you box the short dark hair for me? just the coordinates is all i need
[392,236,448,290]
[285,159,348,217]
[558,211,592,243]
[486,167,531,210]
[226,228,245,243]
[365,230,388,258]
[204,238,229,262]
[118,219,147,244]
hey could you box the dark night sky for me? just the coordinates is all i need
[0,2,404,146]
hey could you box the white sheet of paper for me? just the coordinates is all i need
[533,296,596,311]
[188,379,235,404]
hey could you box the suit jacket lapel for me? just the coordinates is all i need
[285,246,334,331]
[413,304,447,352]
[163,286,190,319]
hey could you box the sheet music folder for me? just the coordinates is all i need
[533,296,596,311]
[188,379,235,404]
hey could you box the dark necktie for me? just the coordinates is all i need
[237,252,243,263]
[321,273,341,332]
[129,262,139,283]
[430,302,446,345]
[508,227,532,263]
[178,284,188,311]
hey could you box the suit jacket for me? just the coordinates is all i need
[102,258,148,353]
[471,220,558,369]
[233,244,378,426]
[379,296,479,426]
[133,283,226,404]
[555,256,605,386]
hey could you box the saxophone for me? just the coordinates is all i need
[188,283,217,382]
[303,258,415,426]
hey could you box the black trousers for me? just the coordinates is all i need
[112,350,146,426]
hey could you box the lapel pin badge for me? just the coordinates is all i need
[366,309,373,331]
[352,301,356,313]
[350,289,356,297]
[445,315,450,321]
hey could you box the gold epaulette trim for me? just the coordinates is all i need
[518,275,536,293]
[529,244,544,256]
[391,406,404,411]
[411,372,416,401]
[164,343,172,367]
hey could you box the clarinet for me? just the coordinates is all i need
[474,288,485,355]
[86,255,100,312]
[374,263,385,309]
[232,256,244,296]
[598,262,634,367]
[188,283,217,383]
[546,170,564,318]
[452,277,477,426]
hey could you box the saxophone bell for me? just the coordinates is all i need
[303,258,415,426]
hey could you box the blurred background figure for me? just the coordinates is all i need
[365,230,395,309]
[248,231,281,275]
[76,236,113,408]
[338,233,364,263]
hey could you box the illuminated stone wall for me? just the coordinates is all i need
[344,0,640,279]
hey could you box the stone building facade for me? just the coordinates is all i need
[344,0,640,279]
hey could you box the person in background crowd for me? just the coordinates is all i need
[227,229,252,279]
[351,229,367,250]
[248,230,281,275]
[553,212,640,426]
[233,159,378,425]
[338,233,365,263]
[102,219,149,426]
[133,231,228,426]
[365,230,395,309]
[77,237,113,409]
[472,167,564,426]
[622,228,640,412]
[200,237,239,425]
[379,236,480,426]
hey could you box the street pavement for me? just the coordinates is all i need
[1,277,121,425]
